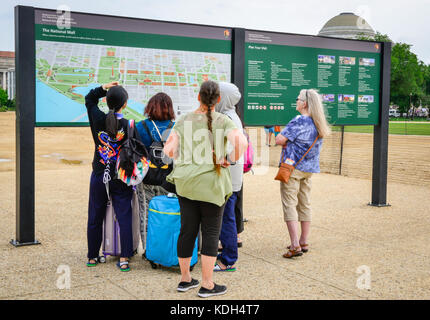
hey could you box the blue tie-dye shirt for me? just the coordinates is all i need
[280,115,323,173]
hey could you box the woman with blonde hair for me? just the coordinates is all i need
[275,88,330,258]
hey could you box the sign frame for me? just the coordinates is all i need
[13,4,235,245]
[233,28,391,207]
[12,5,391,247]
[240,28,384,127]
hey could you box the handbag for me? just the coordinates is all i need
[274,135,320,183]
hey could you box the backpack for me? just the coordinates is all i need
[140,120,175,189]
[115,120,150,186]
[243,130,254,174]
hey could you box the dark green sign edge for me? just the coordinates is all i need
[35,24,232,54]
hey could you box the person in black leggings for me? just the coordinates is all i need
[164,81,248,298]
[177,196,226,259]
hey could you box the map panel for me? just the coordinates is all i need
[36,40,231,125]
[34,8,232,126]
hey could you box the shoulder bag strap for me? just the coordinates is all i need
[294,135,320,168]
[151,120,172,144]
[151,120,163,141]
[141,120,154,142]
[163,121,174,143]
[103,150,112,198]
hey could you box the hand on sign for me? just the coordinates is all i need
[102,81,120,90]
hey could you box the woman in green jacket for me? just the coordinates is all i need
[164,80,248,298]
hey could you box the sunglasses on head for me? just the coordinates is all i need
[296,90,309,102]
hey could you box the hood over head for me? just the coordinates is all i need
[216,82,241,114]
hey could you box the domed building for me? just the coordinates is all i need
[318,12,375,39]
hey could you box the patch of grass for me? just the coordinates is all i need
[336,126,374,134]
[332,122,430,135]
[389,117,429,122]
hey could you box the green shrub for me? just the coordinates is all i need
[0,88,8,107]
[6,98,15,110]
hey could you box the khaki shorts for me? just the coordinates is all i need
[280,169,313,222]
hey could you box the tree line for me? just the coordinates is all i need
[359,32,430,114]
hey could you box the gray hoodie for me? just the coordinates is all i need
[216,82,243,192]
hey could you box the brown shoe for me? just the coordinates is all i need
[288,243,309,253]
[283,246,303,259]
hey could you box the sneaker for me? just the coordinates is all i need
[177,278,200,292]
[198,283,227,298]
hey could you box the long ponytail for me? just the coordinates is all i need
[105,110,119,139]
[199,81,221,175]
[206,107,221,175]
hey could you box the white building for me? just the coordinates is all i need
[0,51,15,100]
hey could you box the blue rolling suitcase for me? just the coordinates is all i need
[145,194,198,270]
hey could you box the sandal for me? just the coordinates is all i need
[87,257,102,267]
[214,262,236,272]
[282,246,303,259]
[116,260,130,272]
[288,243,309,253]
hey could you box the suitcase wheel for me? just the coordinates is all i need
[150,261,158,269]
[98,256,106,263]
[190,265,194,272]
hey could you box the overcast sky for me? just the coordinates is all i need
[2,0,429,64]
